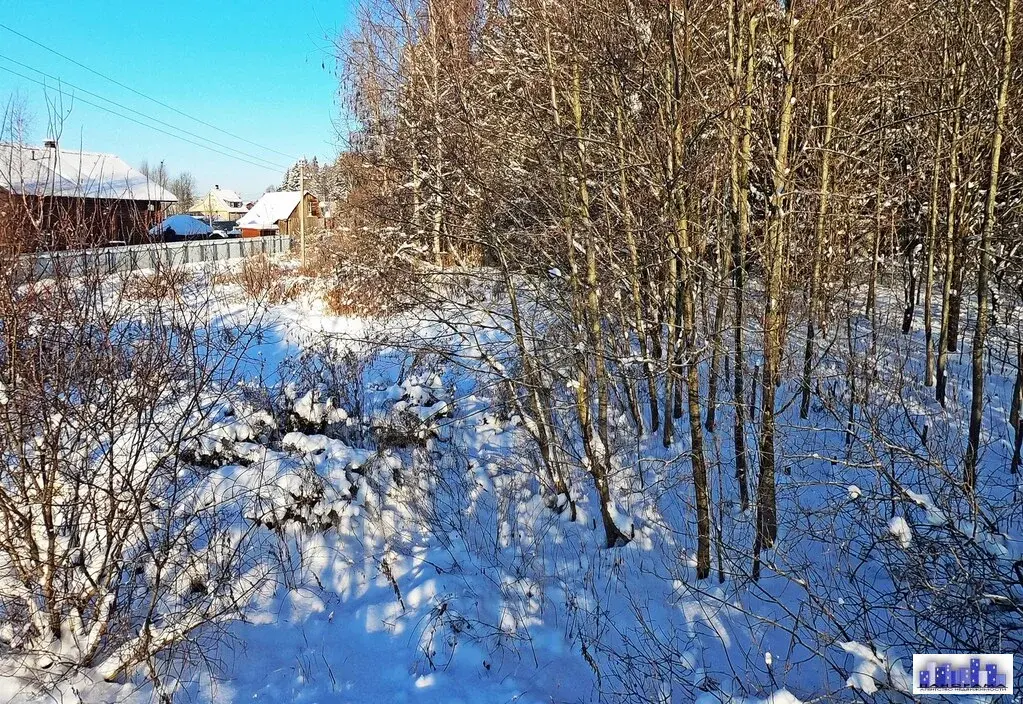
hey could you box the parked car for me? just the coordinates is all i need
[210,229,229,239]
[107,239,127,247]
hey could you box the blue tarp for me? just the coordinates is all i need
[149,214,214,237]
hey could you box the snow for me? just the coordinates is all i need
[2,262,1021,703]
[188,187,249,215]
[214,188,243,204]
[0,143,177,201]
[887,516,913,549]
[695,689,804,704]
[838,641,911,696]
[903,489,946,525]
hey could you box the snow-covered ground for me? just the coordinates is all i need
[2,260,1020,703]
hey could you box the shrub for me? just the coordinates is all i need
[121,265,192,300]
[319,226,417,317]
[0,256,276,693]
[231,254,307,304]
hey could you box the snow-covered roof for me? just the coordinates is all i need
[149,214,213,237]
[215,187,243,203]
[0,143,178,202]
[238,191,306,229]
[188,187,248,214]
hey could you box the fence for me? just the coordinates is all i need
[25,236,292,278]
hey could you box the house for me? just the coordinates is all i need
[237,191,321,238]
[0,141,178,249]
[186,185,249,222]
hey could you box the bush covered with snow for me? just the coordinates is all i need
[0,267,280,699]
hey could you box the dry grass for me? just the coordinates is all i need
[221,254,308,304]
[294,234,334,279]
[122,266,193,301]
[318,227,416,318]
[323,274,396,317]
[212,230,412,315]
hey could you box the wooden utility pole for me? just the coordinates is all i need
[299,167,307,267]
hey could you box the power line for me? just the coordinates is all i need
[0,54,289,171]
[0,64,284,173]
[0,21,297,161]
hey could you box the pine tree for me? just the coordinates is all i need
[280,159,309,192]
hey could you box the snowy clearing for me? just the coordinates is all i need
[0,259,1020,703]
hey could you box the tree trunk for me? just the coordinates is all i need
[662,227,680,449]
[867,95,884,352]
[948,267,963,353]
[706,174,728,433]
[428,2,445,266]
[936,25,969,407]
[613,77,658,436]
[501,251,574,515]
[800,34,837,420]
[754,0,796,579]
[730,4,757,512]
[923,37,949,387]
[1011,343,1023,475]
[966,0,1014,491]
[571,61,628,549]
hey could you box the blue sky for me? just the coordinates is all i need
[0,0,358,199]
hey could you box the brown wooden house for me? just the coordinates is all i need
[237,191,321,238]
[0,141,177,251]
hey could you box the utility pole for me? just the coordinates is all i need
[299,167,306,266]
